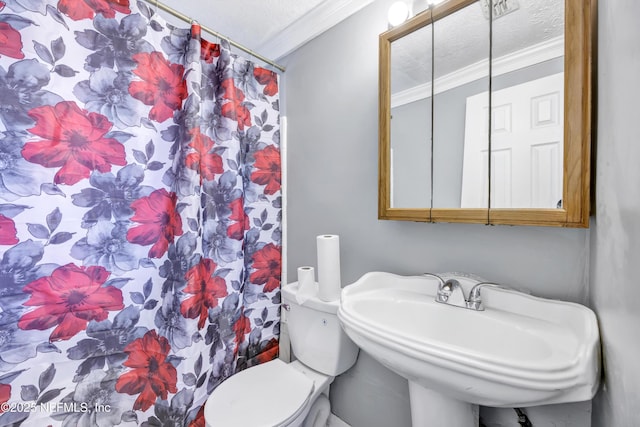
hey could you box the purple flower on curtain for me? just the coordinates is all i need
[180,258,228,328]
[0,132,46,201]
[141,387,194,427]
[70,221,146,275]
[202,170,241,220]
[200,54,232,101]
[52,369,130,427]
[66,305,147,378]
[201,104,232,142]
[232,58,259,100]
[155,294,192,350]
[58,0,130,21]
[18,264,125,341]
[129,51,188,122]
[115,330,177,412]
[22,101,127,186]
[0,59,63,131]
[158,233,198,297]
[1,0,46,14]
[126,188,183,258]
[160,26,191,65]
[203,221,238,265]
[71,164,154,228]
[75,14,153,71]
[74,67,141,128]
[0,311,48,372]
[0,240,47,312]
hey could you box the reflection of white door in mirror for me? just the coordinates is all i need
[461,73,564,209]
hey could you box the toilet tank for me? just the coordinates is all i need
[281,282,359,376]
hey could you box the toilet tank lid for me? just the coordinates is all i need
[282,282,340,314]
[204,359,314,427]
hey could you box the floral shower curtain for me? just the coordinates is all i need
[0,1,281,425]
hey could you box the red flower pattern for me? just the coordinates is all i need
[180,258,228,328]
[251,145,281,195]
[227,198,248,241]
[0,383,10,412]
[18,264,124,341]
[200,39,220,64]
[126,188,183,258]
[0,22,24,59]
[220,79,251,130]
[115,330,177,412]
[22,101,126,185]
[188,406,206,427]
[233,311,251,347]
[0,214,18,245]
[253,68,278,96]
[255,338,279,365]
[185,128,223,183]
[249,243,281,292]
[57,0,130,21]
[129,52,187,123]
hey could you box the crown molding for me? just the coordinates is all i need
[391,36,564,108]
[258,0,376,60]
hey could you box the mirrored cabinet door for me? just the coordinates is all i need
[431,1,490,221]
[489,0,565,211]
[390,23,433,209]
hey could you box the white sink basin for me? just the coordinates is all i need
[337,272,600,411]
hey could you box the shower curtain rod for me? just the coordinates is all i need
[141,0,286,72]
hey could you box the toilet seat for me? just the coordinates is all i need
[204,359,315,427]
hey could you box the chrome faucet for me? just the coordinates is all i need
[424,273,468,309]
[435,278,468,308]
[424,273,510,311]
[466,282,510,311]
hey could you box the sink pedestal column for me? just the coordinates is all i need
[409,381,478,427]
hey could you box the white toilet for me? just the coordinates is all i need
[204,282,359,427]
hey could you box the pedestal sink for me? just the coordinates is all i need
[337,272,601,427]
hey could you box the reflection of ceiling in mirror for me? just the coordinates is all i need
[390,0,564,94]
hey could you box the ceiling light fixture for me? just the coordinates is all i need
[388,1,411,27]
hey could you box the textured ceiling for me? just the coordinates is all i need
[392,0,565,93]
[146,0,327,60]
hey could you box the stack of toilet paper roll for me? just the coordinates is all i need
[296,234,342,304]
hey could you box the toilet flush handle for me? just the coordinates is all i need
[282,303,291,311]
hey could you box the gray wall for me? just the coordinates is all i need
[281,0,591,426]
[390,98,431,208]
[590,0,640,426]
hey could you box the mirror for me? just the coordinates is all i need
[432,2,490,211]
[378,0,594,227]
[390,22,433,209]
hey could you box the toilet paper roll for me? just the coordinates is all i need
[296,266,317,305]
[316,234,341,302]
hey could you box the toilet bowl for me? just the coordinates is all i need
[204,282,359,427]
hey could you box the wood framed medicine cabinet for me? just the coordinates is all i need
[378,0,595,227]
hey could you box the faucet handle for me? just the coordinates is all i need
[436,279,467,307]
[467,282,508,311]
